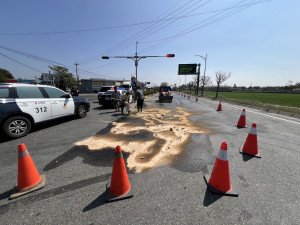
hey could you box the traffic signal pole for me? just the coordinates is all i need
[102,42,174,85]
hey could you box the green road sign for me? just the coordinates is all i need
[178,64,197,75]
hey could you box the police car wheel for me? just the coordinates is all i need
[77,105,87,118]
[3,116,32,138]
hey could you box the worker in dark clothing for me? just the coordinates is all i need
[135,86,144,112]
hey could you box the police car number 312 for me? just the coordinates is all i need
[0,83,90,139]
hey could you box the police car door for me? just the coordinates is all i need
[15,86,52,123]
[42,87,75,118]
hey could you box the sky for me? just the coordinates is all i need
[1,0,299,87]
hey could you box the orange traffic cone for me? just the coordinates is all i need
[9,143,46,199]
[236,109,247,128]
[217,101,222,111]
[196,97,198,102]
[240,123,261,158]
[105,146,133,202]
[204,142,238,197]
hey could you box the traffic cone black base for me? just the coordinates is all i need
[239,147,261,158]
[105,183,134,203]
[235,125,247,129]
[204,175,238,197]
[9,175,46,200]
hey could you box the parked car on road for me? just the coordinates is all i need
[99,90,123,108]
[97,86,114,101]
[0,83,90,139]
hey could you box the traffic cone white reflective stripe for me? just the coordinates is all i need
[18,149,29,158]
[249,126,257,135]
[217,148,228,161]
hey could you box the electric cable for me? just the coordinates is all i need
[0,52,44,73]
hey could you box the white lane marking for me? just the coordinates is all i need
[175,95,300,125]
[221,102,300,125]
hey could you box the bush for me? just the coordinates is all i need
[143,90,156,96]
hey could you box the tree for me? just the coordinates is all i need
[160,82,169,86]
[200,75,211,95]
[215,71,231,98]
[187,81,195,94]
[48,65,76,90]
[0,68,15,82]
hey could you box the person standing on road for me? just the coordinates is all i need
[111,86,121,112]
[132,87,136,103]
[135,86,144,112]
[121,91,132,115]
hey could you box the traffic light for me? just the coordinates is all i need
[167,54,175,57]
[102,56,109,59]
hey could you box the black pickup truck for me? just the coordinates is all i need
[159,86,173,103]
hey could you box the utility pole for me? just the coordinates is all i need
[74,62,79,90]
[196,53,207,96]
[135,42,138,82]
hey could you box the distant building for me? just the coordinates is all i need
[41,73,58,86]
[81,78,131,93]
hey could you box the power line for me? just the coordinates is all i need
[139,0,271,54]
[101,0,209,56]
[0,44,123,79]
[80,0,269,65]
[0,52,43,73]
[79,0,205,64]
[103,0,212,57]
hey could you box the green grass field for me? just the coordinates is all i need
[200,91,300,115]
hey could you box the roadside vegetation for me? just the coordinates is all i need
[204,91,300,116]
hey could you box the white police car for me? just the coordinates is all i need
[0,83,90,139]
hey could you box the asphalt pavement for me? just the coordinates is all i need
[0,93,299,224]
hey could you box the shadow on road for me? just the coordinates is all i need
[82,191,106,212]
[44,145,131,172]
[0,116,76,143]
[242,153,255,162]
[0,133,11,143]
[0,190,12,201]
[0,174,111,215]
[203,188,223,207]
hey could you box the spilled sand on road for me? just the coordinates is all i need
[76,106,208,172]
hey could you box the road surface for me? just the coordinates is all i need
[0,93,299,224]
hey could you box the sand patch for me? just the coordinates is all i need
[76,106,208,172]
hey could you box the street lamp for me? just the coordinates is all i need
[195,53,207,96]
